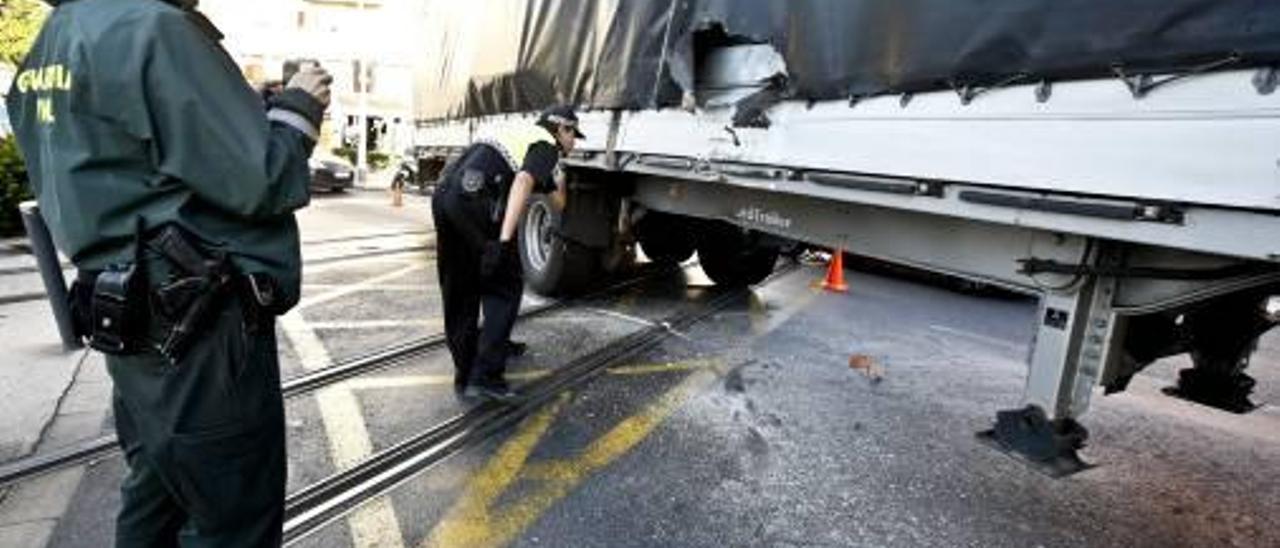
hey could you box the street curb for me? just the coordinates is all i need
[0,292,49,306]
[0,265,39,276]
[0,238,30,256]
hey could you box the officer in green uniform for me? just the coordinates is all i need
[433,106,581,402]
[6,0,331,545]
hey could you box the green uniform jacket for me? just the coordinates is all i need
[5,0,314,308]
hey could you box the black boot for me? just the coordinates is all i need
[463,383,520,403]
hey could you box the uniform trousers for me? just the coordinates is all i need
[431,180,524,392]
[109,290,285,548]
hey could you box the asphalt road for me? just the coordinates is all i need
[44,191,1280,548]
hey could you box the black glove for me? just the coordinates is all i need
[481,240,516,279]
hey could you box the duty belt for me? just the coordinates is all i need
[71,224,283,363]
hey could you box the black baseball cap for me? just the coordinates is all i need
[538,105,585,139]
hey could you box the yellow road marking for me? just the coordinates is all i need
[425,364,718,548]
[605,359,717,376]
[425,396,570,548]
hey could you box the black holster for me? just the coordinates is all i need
[240,272,285,333]
[69,264,149,355]
[147,225,238,364]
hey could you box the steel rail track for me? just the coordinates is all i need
[0,263,685,487]
[281,262,797,544]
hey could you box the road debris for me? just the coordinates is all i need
[848,353,885,385]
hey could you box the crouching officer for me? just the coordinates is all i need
[433,105,582,402]
[6,0,331,545]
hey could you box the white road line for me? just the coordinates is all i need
[344,374,456,390]
[297,264,424,310]
[301,284,428,292]
[303,255,423,275]
[281,290,409,547]
[929,324,1024,351]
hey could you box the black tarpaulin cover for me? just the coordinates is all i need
[413,0,1280,121]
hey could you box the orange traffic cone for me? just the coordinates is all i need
[822,248,849,293]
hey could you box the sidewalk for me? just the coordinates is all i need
[0,245,113,548]
[356,166,396,191]
[0,238,31,256]
[0,169,408,546]
[0,239,73,305]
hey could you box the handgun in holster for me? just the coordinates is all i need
[148,225,236,364]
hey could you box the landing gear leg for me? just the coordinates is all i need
[980,245,1121,477]
[1164,293,1275,413]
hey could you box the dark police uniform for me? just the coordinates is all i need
[6,0,325,545]
[432,128,560,396]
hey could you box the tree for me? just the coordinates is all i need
[0,0,49,69]
[0,135,33,236]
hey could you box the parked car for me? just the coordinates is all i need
[309,156,355,193]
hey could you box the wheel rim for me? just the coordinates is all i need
[524,200,554,273]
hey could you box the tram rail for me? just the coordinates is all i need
[282,262,796,544]
[0,262,689,488]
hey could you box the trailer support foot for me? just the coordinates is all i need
[978,405,1092,478]
[1161,292,1273,414]
[1163,370,1257,414]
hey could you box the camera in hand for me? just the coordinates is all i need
[282,58,322,84]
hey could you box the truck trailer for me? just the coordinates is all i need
[408,0,1280,475]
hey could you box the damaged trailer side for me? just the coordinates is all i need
[414,0,1280,121]
[411,0,1280,476]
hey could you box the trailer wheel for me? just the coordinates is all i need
[637,212,696,265]
[519,194,598,295]
[695,222,778,287]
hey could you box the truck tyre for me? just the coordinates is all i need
[637,212,696,265]
[695,222,779,287]
[519,193,598,295]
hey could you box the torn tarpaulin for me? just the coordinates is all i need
[412,0,1280,121]
[730,73,789,129]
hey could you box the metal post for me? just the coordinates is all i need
[19,201,81,350]
[357,65,368,186]
[355,0,369,186]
